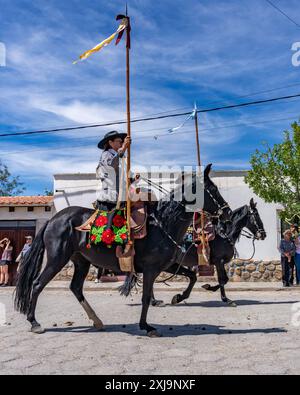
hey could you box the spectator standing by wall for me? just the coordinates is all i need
[289,224,299,284]
[0,238,13,287]
[280,230,296,287]
[16,236,33,270]
[294,231,300,286]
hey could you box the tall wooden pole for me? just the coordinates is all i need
[125,12,132,243]
[194,104,207,265]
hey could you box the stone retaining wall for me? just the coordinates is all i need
[225,260,282,282]
[54,260,283,282]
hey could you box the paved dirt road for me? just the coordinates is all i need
[1,288,300,375]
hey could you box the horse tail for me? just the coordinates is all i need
[118,273,142,297]
[14,222,48,315]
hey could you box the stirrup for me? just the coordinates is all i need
[75,210,99,232]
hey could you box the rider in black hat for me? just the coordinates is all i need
[96,131,131,211]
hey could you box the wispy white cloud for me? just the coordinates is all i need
[1,0,300,194]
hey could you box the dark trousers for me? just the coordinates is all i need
[281,256,295,285]
[295,253,300,284]
[97,201,116,211]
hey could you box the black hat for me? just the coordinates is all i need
[98,131,127,150]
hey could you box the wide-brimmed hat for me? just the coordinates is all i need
[284,230,292,237]
[98,131,127,150]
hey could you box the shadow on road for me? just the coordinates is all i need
[168,300,300,308]
[45,323,287,337]
[129,300,299,308]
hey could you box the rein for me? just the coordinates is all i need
[232,208,262,262]
[233,238,256,263]
[141,176,229,219]
[151,213,197,284]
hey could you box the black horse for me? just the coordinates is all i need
[156,199,266,307]
[15,164,231,337]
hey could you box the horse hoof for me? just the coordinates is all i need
[147,330,162,338]
[171,295,180,305]
[202,284,211,291]
[93,321,104,331]
[31,325,45,334]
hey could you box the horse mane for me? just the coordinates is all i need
[155,181,188,231]
[227,205,249,241]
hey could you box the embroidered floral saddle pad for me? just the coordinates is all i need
[88,209,129,249]
[86,205,148,249]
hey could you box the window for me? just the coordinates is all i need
[9,207,15,213]
[45,206,51,212]
[27,207,34,212]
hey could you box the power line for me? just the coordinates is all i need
[3,113,300,156]
[1,92,300,139]
[265,0,300,29]
[2,82,300,138]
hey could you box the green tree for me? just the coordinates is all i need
[44,188,54,196]
[0,161,25,196]
[245,121,300,222]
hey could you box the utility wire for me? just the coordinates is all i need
[1,92,300,138]
[2,83,300,138]
[265,0,300,29]
[3,82,300,138]
[3,114,300,156]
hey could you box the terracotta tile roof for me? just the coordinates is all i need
[0,196,54,206]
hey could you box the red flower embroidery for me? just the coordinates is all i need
[95,216,108,227]
[113,215,126,228]
[91,235,96,242]
[121,233,127,241]
[86,244,91,249]
[101,229,115,245]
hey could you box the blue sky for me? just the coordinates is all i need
[0,0,300,195]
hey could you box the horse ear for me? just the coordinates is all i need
[204,164,212,180]
[250,198,257,209]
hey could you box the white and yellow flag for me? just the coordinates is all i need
[73,18,128,64]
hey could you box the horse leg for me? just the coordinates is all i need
[139,269,161,337]
[202,283,220,293]
[70,255,104,330]
[151,290,165,307]
[215,260,236,307]
[170,264,197,305]
[151,263,197,307]
[27,255,71,334]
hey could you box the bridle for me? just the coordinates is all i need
[234,206,265,262]
[205,187,231,219]
[141,176,230,220]
[242,207,265,241]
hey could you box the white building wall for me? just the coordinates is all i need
[0,207,54,233]
[54,174,97,212]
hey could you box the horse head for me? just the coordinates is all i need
[246,198,267,240]
[204,164,232,222]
